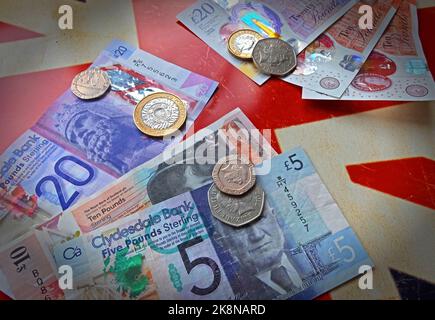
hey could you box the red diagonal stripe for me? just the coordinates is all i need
[347,157,435,210]
[0,22,43,43]
[0,63,90,152]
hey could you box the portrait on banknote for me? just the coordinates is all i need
[208,202,305,299]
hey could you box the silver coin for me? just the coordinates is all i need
[71,68,111,100]
[252,38,296,77]
[208,183,264,227]
[212,155,255,196]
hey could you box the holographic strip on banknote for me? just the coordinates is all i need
[302,0,435,101]
[285,0,401,98]
[0,40,218,245]
[15,148,372,300]
[178,0,357,85]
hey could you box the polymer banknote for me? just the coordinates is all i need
[14,148,373,300]
[178,0,358,85]
[285,0,401,98]
[37,108,275,238]
[302,0,435,101]
[0,108,276,299]
[0,39,218,245]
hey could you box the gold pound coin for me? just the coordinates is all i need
[133,92,187,137]
[227,29,263,60]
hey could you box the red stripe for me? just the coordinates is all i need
[347,157,435,210]
[0,22,43,43]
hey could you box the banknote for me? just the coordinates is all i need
[178,0,357,85]
[0,231,63,300]
[302,0,435,101]
[0,108,276,299]
[35,108,275,245]
[0,39,218,245]
[285,0,400,98]
[36,148,372,300]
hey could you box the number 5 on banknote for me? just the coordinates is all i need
[178,236,221,295]
[284,153,304,171]
[329,236,356,263]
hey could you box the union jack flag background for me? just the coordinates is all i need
[0,0,434,300]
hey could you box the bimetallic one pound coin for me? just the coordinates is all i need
[252,38,297,76]
[208,183,265,227]
[212,155,255,196]
[134,92,187,137]
[228,29,263,60]
[71,68,111,100]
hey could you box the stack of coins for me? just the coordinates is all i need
[208,155,265,227]
[227,29,297,77]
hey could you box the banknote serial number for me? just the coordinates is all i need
[277,153,309,232]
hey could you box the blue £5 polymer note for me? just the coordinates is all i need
[43,148,372,300]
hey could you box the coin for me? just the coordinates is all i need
[228,29,263,60]
[133,92,187,137]
[212,155,256,196]
[71,68,111,100]
[252,38,297,76]
[208,183,264,227]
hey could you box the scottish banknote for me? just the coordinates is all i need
[285,0,400,98]
[178,0,357,85]
[0,108,276,299]
[0,39,218,245]
[37,108,275,239]
[35,148,372,300]
[303,0,435,101]
[0,231,63,299]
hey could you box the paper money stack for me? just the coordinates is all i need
[178,0,435,101]
[1,0,433,300]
